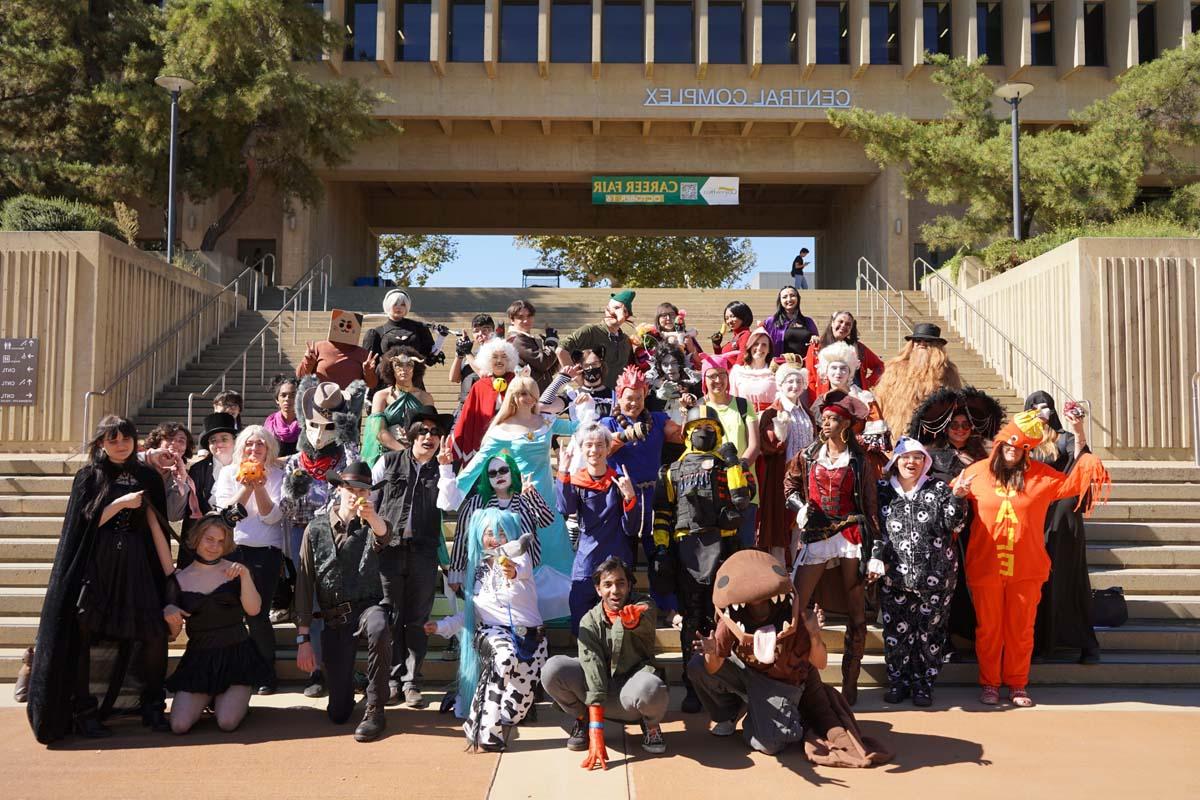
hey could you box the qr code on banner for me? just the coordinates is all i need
[680,182,698,200]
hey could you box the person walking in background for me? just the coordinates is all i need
[790,248,810,290]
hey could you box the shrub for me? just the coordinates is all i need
[0,194,122,239]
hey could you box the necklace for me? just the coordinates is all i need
[194,554,222,566]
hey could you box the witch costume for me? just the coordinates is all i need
[27,458,171,744]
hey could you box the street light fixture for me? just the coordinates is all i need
[155,75,196,264]
[994,81,1034,241]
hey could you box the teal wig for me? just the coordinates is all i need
[475,452,523,505]
[456,505,524,716]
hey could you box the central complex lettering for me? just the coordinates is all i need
[643,87,852,108]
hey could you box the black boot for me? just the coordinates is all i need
[354,703,386,742]
[74,712,113,739]
[912,683,933,707]
[883,683,909,704]
[840,623,867,706]
[142,704,171,733]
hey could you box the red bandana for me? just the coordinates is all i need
[299,451,338,481]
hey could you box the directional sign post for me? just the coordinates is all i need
[0,338,38,406]
[592,176,740,206]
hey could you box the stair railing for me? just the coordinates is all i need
[854,256,913,352]
[186,255,332,430]
[1192,370,1200,466]
[80,255,273,449]
[913,257,1092,442]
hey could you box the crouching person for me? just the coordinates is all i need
[541,557,668,770]
[425,507,546,752]
[294,462,393,742]
[688,550,892,767]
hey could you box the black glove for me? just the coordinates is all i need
[710,331,723,348]
[432,323,451,337]
[455,336,473,356]
[617,422,647,443]
[716,442,740,468]
[425,351,446,366]
[544,327,559,350]
[649,546,676,596]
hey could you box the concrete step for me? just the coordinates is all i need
[1089,502,1200,522]
[1088,568,1200,595]
[1109,483,1200,501]
[1104,463,1200,483]
[1086,522,1200,544]
[1127,595,1200,619]
[1086,544,1200,568]
[0,518,63,537]
[0,476,76,495]
[0,456,84,476]
[0,495,70,516]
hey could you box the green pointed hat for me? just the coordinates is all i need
[610,289,636,314]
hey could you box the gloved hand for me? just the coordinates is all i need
[544,327,559,349]
[618,604,646,629]
[425,351,446,366]
[650,546,676,596]
[580,705,608,770]
[617,422,647,443]
[433,323,451,337]
[455,336,473,356]
[656,381,681,401]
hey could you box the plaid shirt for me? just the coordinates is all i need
[281,443,361,528]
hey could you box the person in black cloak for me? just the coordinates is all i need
[907,387,1005,658]
[27,415,176,743]
[1025,391,1101,664]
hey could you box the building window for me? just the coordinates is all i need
[345,0,378,61]
[1193,2,1199,33]
[450,0,485,61]
[1137,3,1157,63]
[1083,3,1104,66]
[551,0,592,62]
[763,1,797,63]
[1030,2,1053,65]
[922,2,951,56]
[709,1,745,64]
[500,0,538,61]
[869,2,900,64]
[656,0,695,63]
[397,0,432,61]
[816,1,849,64]
[977,2,1003,63]
[603,0,643,62]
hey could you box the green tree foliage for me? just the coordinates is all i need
[513,236,757,288]
[0,1,386,252]
[377,235,459,286]
[829,41,1200,249]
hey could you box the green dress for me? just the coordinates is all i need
[361,389,424,467]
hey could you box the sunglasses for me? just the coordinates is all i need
[487,465,511,478]
[948,422,972,431]
[414,426,443,438]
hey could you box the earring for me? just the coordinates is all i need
[841,429,850,443]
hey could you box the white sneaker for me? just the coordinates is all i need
[711,720,736,737]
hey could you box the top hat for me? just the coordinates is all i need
[905,322,947,345]
[199,412,239,449]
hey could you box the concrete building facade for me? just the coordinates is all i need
[170,0,1200,287]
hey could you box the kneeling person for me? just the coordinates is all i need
[541,557,668,769]
[295,462,393,742]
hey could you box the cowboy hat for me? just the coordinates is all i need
[328,461,384,491]
[300,381,348,425]
[405,405,454,433]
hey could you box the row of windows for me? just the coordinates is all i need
[339,0,1200,67]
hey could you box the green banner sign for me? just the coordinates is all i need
[591,176,740,206]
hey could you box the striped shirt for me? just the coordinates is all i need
[447,490,553,584]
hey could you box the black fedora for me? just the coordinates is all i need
[905,322,947,345]
[199,412,239,449]
[328,461,383,491]
[405,405,454,434]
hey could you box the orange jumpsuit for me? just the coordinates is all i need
[962,455,1106,689]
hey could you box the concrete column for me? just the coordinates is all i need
[281,206,316,286]
[952,0,978,61]
[431,0,450,74]
[850,0,870,76]
[539,0,551,75]
[1106,0,1137,76]
[378,0,397,73]
[902,0,925,77]
[819,167,909,289]
[1156,0,1192,51]
[485,0,500,76]
[645,0,656,76]
[592,0,602,76]
[1056,0,1084,77]
[326,0,345,74]
[798,0,817,76]
[1002,0,1030,77]
[747,0,763,76]
[697,0,710,77]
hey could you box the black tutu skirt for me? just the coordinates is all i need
[166,638,272,696]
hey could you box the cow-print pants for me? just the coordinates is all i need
[466,625,549,748]
[880,582,954,691]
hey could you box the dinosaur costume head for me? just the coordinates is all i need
[712,550,800,666]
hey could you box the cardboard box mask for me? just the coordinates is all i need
[327,309,364,346]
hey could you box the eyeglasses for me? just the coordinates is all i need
[414,426,442,438]
[487,465,511,478]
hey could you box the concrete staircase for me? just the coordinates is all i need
[2,288,1197,689]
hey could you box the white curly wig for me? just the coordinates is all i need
[476,337,519,377]
[817,341,860,378]
[774,361,808,389]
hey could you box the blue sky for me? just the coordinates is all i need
[421,235,817,288]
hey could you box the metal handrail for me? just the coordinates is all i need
[1192,371,1200,466]
[854,256,913,352]
[186,255,332,430]
[80,255,274,449]
[913,256,1093,443]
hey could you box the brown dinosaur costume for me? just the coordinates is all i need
[687,550,891,767]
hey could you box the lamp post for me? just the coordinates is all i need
[994,82,1035,241]
[155,75,196,263]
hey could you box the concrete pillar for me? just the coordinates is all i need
[280,205,316,286]
[902,0,925,77]
[798,0,817,76]
[816,168,909,289]
[485,0,501,76]
[592,0,602,76]
[850,0,870,76]
[747,0,763,76]
[1106,0,1138,76]
[1003,0,1031,78]
[325,0,345,74]
[1156,0,1192,51]
[952,0,978,61]
[644,0,656,76]
[539,0,551,75]
[431,0,450,74]
[378,0,397,73]
[1056,0,1085,77]
[697,0,710,77]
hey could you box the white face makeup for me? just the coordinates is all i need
[779,371,804,402]
[826,361,851,389]
[487,457,513,494]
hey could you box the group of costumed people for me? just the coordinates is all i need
[25,286,1109,773]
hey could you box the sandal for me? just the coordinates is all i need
[979,685,1000,705]
[1010,689,1035,708]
